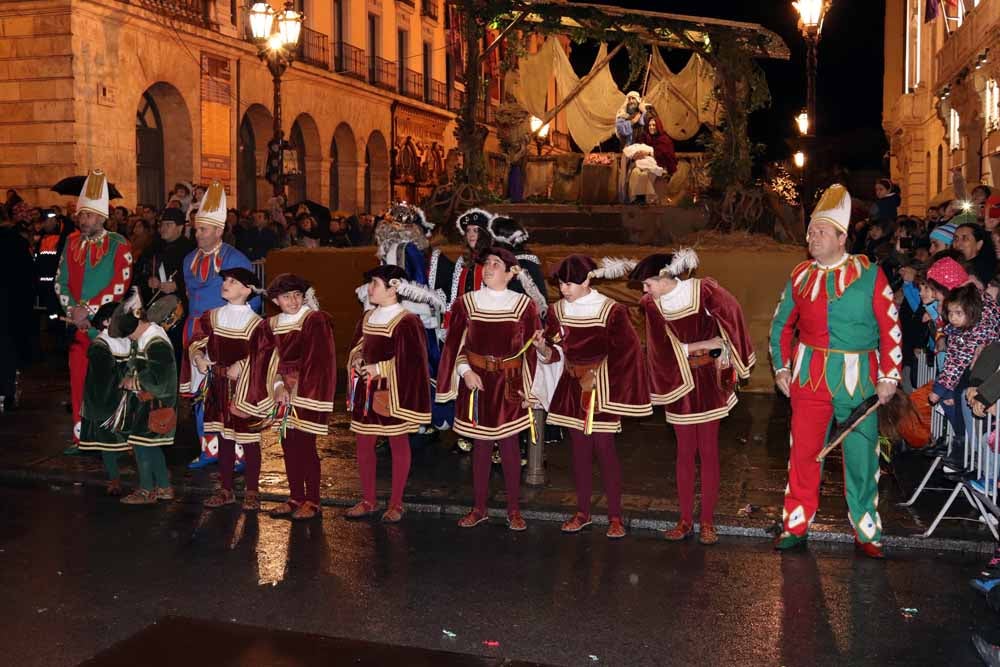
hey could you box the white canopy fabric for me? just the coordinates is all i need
[513,37,721,149]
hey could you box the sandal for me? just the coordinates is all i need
[345,500,381,519]
[561,512,593,533]
[507,511,527,532]
[458,509,489,528]
[381,504,405,523]
[242,490,261,512]
[291,501,321,521]
[203,489,236,508]
[269,500,301,518]
[155,486,175,501]
[106,479,122,497]
[120,488,157,505]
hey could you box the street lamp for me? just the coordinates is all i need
[248,1,303,197]
[793,151,806,169]
[792,0,830,137]
[529,116,551,156]
[795,110,810,136]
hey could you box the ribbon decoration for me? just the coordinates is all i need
[363,377,374,417]
[346,368,357,412]
[468,387,479,427]
[583,388,596,436]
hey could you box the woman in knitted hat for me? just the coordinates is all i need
[185,267,275,511]
[262,274,336,521]
[436,247,542,531]
[928,223,956,256]
[629,249,755,545]
[345,265,431,523]
[531,254,652,538]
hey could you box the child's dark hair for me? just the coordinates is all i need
[943,284,983,329]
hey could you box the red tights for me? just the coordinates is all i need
[355,434,411,508]
[472,435,521,514]
[672,420,720,524]
[569,430,622,520]
[281,429,321,504]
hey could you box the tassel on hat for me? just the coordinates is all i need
[195,181,227,229]
[77,169,110,219]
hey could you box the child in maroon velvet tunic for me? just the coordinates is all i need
[531,255,652,539]
[436,247,541,531]
[263,273,336,521]
[630,249,755,545]
[346,265,431,523]
[183,267,274,511]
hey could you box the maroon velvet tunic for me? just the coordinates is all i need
[541,295,652,433]
[436,291,541,440]
[182,308,274,444]
[640,278,755,424]
[348,308,431,436]
[268,309,336,436]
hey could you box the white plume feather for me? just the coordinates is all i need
[664,247,699,277]
[122,285,143,315]
[355,284,373,311]
[389,278,447,313]
[514,269,548,315]
[589,257,639,281]
[304,286,320,311]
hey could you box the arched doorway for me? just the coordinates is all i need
[238,104,274,212]
[136,92,164,209]
[238,115,257,211]
[135,82,193,209]
[364,130,390,213]
[331,123,358,212]
[288,113,322,205]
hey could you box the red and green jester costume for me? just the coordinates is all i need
[54,170,133,443]
[769,185,901,548]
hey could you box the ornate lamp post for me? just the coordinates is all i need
[792,0,830,137]
[795,110,810,137]
[248,1,303,197]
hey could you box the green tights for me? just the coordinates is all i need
[134,447,170,490]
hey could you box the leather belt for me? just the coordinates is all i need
[687,350,716,368]
[466,350,521,373]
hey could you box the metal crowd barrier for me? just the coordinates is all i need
[904,348,1000,539]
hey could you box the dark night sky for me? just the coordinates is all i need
[567,0,889,171]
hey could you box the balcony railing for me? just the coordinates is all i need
[333,42,367,80]
[421,0,439,20]
[369,56,397,91]
[403,69,424,101]
[450,89,466,112]
[138,0,209,27]
[429,80,448,107]
[297,26,330,70]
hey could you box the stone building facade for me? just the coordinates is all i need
[1,0,563,212]
[883,0,1000,214]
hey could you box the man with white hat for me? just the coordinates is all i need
[769,184,901,559]
[179,180,257,469]
[55,169,133,451]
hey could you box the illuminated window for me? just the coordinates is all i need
[950,108,961,151]
[987,79,1000,132]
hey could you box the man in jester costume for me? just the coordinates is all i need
[770,184,900,559]
[180,180,258,469]
[55,169,133,451]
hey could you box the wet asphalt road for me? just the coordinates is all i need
[0,481,994,667]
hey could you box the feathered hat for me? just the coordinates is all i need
[266,273,320,311]
[390,201,435,237]
[194,180,227,229]
[550,255,638,285]
[628,248,700,282]
[77,169,110,219]
[488,216,529,248]
[810,184,851,234]
[455,208,495,236]
[359,264,447,313]
[219,267,261,291]
[108,286,144,337]
[487,246,548,314]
